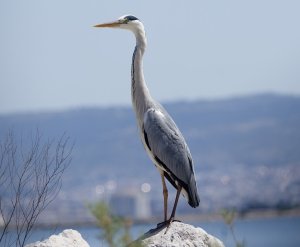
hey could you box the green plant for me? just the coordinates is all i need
[220,208,246,247]
[88,201,143,247]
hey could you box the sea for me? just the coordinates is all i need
[11,215,300,247]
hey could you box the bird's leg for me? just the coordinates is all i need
[161,173,168,222]
[169,185,182,223]
[164,185,182,234]
[157,173,168,229]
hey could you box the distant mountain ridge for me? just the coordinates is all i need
[1,94,299,222]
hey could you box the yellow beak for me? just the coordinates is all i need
[93,21,120,28]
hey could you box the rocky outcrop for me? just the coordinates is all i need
[137,221,225,247]
[25,222,225,247]
[25,229,90,247]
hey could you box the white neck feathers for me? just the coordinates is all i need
[130,23,152,128]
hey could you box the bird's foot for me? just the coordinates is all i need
[157,218,181,226]
[163,217,174,234]
[156,218,181,234]
[164,218,182,234]
[156,221,166,229]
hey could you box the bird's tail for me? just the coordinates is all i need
[187,176,200,208]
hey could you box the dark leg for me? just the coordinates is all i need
[169,185,182,222]
[164,185,182,234]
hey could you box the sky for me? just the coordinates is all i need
[0,0,299,114]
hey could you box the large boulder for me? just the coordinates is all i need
[137,221,225,247]
[25,222,225,247]
[25,229,90,247]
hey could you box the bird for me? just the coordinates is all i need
[94,15,200,225]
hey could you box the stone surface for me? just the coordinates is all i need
[25,222,224,247]
[138,221,225,247]
[25,229,90,247]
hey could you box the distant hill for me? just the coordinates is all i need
[1,94,300,222]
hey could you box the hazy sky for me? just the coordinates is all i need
[1,0,299,114]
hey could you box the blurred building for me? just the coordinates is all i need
[109,189,151,220]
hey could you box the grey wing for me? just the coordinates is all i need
[142,107,199,207]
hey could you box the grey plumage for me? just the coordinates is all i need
[95,15,200,222]
[142,105,199,207]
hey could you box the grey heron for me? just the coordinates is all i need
[94,15,200,225]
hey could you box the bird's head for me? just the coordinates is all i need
[94,15,147,48]
[94,15,143,32]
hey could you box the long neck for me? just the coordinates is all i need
[131,28,152,127]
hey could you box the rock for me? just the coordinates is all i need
[25,229,90,247]
[137,221,225,247]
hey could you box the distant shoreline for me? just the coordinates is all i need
[133,207,300,225]
[11,207,299,230]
